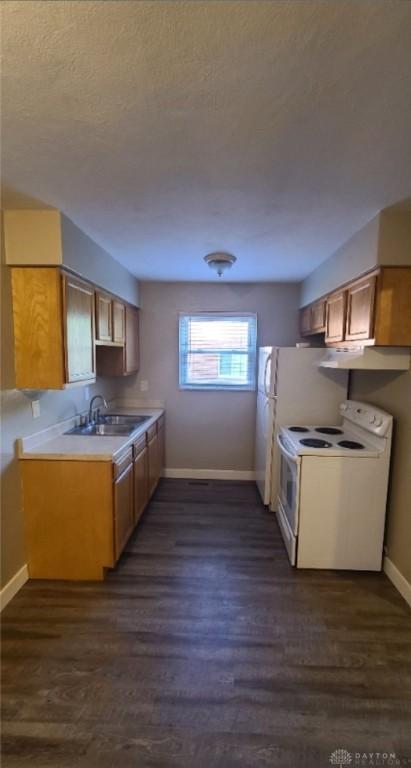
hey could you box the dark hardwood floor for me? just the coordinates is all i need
[2,479,411,768]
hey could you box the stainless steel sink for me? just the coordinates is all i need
[100,414,149,426]
[64,414,150,437]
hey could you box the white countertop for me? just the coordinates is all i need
[18,407,164,462]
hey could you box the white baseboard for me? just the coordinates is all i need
[0,564,29,612]
[384,556,411,608]
[163,468,256,481]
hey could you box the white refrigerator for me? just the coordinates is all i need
[255,347,348,506]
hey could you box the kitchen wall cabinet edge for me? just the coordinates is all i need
[10,266,140,389]
[96,305,140,377]
[11,266,96,390]
[299,266,411,347]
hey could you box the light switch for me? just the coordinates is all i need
[140,380,149,392]
[84,386,90,400]
[32,400,40,419]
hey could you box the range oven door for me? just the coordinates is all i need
[277,433,301,536]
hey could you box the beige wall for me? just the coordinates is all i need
[300,215,380,306]
[350,369,411,584]
[0,218,139,589]
[300,210,411,307]
[61,215,140,307]
[121,281,301,472]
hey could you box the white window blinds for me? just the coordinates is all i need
[179,313,257,390]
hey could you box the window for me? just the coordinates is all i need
[179,313,257,390]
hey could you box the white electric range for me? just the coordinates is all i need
[276,400,393,570]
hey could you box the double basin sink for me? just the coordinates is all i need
[65,414,150,437]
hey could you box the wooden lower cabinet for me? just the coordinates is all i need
[20,414,165,581]
[158,417,165,477]
[134,444,149,524]
[113,459,134,560]
[148,431,159,498]
[21,459,115,581]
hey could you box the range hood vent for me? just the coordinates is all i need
[319,347,410,370]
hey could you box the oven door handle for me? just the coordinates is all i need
[277,433,299,463]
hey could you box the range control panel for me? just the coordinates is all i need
[340,400,393,436]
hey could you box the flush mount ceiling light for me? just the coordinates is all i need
[204,251,237,278]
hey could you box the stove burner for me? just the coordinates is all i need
[338,440,364,450]
[289,426,309,433]
[300,438,332,448]
[315,427,343,435]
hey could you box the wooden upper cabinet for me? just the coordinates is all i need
[300,306,312,336]
[374,267,411,346]
[311,299,326,333]
[113,300,125,343]
[300,299,326,337]
[11,267,66,389]
[125,305,140,374]
[325,290,347,343]
[63,274,96,383]
[96,292,113,342]
[113,458,134,560]
[345,274,376,341]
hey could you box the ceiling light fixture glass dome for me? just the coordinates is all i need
[204,252,237,278]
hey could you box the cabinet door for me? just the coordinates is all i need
[300,306,312,336]
[311,299,326,333]
[113,300,125,343]
[325,291,347,343]
[147,433,159,498]
[134,446,148,524]
[114,462,134,560]
[345,275,376,341]
[158,421,165,478]
[96,292,113,342]
[125,305,140,373]
[63,274,96,383]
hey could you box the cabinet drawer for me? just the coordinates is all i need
[146,424,157,443]
[157,414,165,431]
[133,435,146,458]
[113,448,133,479]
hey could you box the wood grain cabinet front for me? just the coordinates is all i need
[20,414,165,580]
[113,300,126,343]
[113,460,134,560]
[63,273,96,383]
[134,444,149,524]
[325,290,347,343]
[310,299,326,333]
[96,291,113,342]
[11,267,96,389]
[148,430,160,498]
[345,274,376,341]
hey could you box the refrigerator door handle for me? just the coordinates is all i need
[263,353,272,397]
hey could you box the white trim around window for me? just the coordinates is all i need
[179,312,257,391]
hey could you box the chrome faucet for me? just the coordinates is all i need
[88,394,108,424]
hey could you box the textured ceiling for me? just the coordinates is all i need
[2,0,411,281]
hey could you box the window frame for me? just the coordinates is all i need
[178,312,257,391]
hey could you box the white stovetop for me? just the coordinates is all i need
[18,405,164,462]
[280,425,382,458]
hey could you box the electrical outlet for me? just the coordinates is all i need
[84,386,90,400]
[32,400,41,419]
[140,380,149,392]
